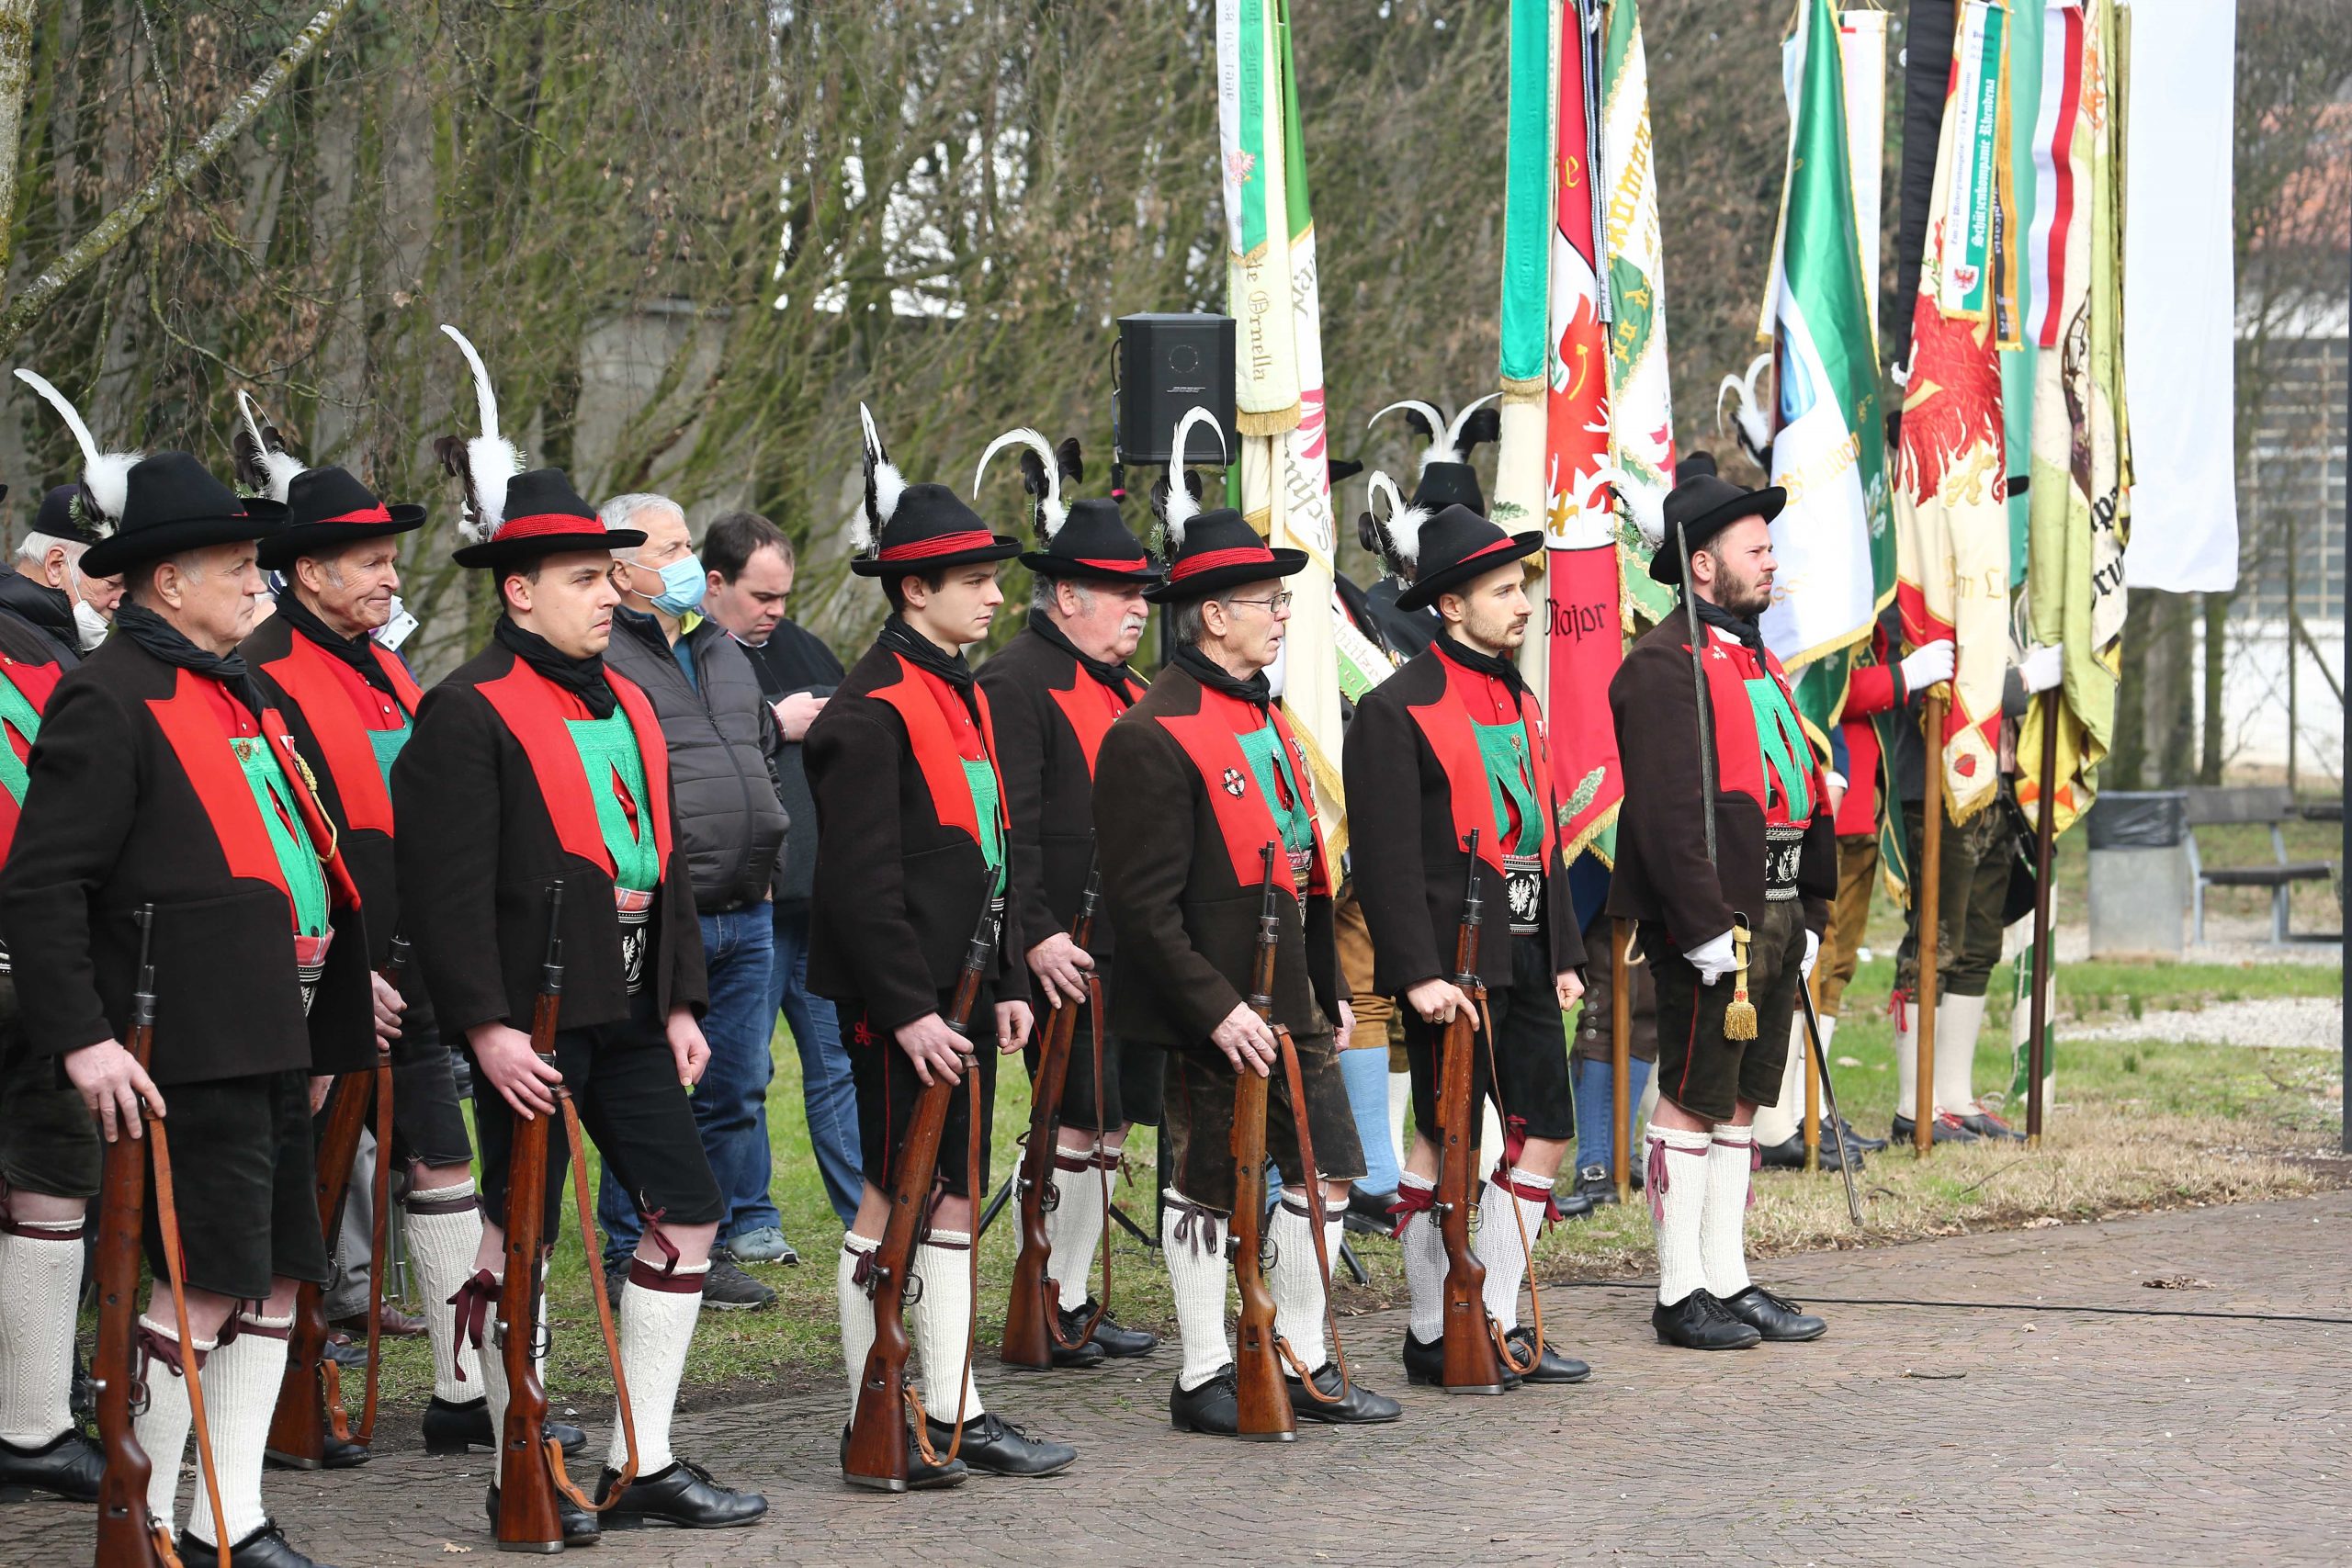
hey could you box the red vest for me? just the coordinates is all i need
[0,652,62,866]
[1404,642,1559,884]
[868,653,1010,849]
[474,661,676,881]
[1154,682,1332,897]
[1691,626,1821,829]
[257,631,424,837]
[1047,667,1139,781]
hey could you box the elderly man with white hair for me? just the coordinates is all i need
[594,491,794,1313]
[1,485,123,663]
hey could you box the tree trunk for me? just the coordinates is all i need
[2199,591,2232,784]
[0,0,38,292]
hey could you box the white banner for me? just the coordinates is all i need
[2120,0,2237,592]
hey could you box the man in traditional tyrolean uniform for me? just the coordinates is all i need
[971,430,1159,1368]
[1345,489,1593,1388]
[1608,470,1835,1351]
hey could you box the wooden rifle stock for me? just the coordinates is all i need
[92,908,179,1568]
[844,871,1000,1491]
[267,937,406,1468]
[1002,858,1110,1369]
[1435,831,1508,1393]
[1228,843,1295,1441]
[495,887,566,1552]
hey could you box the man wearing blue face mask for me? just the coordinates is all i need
[598,492,793,1310]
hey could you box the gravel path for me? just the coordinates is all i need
[2064,993,2346,1049]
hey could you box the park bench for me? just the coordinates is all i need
[2182,784,2335,944]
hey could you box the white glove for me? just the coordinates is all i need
[2018,641,2064,694]
[1898,638,1956,691]
[1801,929,1820,979]
[1685,929,1737,987]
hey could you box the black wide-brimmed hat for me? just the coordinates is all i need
[232,392,425,572]
[434,325,643,570]
[973,428,1160,583]
[1645,470,1785,586]
[851,405,1020,579]
[1366,472,1543,614]
[1141,407,1304,603]
[1369,393,1500,517]
[31,485,100,547]
[15,367,284,576]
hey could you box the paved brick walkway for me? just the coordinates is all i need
[9,1192,2347,1566]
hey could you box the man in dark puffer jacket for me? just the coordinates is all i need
[596,492,793,1305]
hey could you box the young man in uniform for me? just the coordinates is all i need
[1093,440,1398,1436]
[1345,497,1591,1388]
[238,431,586,1464]
[2,401,375,1568]
[395,335,764,1541]
[1608,471,1836,1352]
[972,431,1159,1369]
[807,409,1072,1484]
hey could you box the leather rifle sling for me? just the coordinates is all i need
[1474,989,1548,1374]
[1046,972,1114,1349]
[548,1085,639,1512]
[1271,1027,1351,1402]
[146,1116,231,1568]
[324,1046,395,1447]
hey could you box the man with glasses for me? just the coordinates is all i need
[1092,469,1400,1437]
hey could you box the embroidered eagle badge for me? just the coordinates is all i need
[1221,766,1246,797]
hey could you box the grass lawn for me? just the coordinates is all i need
[348,931,2344,1417]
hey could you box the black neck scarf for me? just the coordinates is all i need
[1025,611,1136,696]
[879,615,975,691]
[495,615,616,718]
[1690,593,1767,656]
[1435,628,1528,709]
[115,602,265,716]
[1171,642,1272,710]
[274,587,403,705]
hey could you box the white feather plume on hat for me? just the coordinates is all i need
[1367,392,1499,472]
[436,325,526,543]
[13,369,139,536]
[1161,405,1225,548]
[232,389,307,503]
[971,426,1065,539]
[856,403,904,557]
[1364,470,1431,569]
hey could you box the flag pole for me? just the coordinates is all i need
[2027,685,2060,1145]
[1916,687,1945,1158]
[1611,918,1633,1202]
[1803,972,1821,1172]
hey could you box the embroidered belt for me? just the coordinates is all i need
[1764,827,1804,902]
[1502,853,1544,936]
[616,887,653,995]
[295,929,336,1016]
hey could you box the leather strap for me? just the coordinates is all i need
[1472,986,1547,1375]
[145,1116,231,1568]
[1044,973,1113,1351]
[1271,1027,1351,1404]
[327,1046,395,1448]
[548,1086,638,1513]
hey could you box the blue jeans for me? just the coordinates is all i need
[1574,1054,1653,1178]
[600,908,777,1266]
[771,904,863,1228]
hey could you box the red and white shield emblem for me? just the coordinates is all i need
[1221,766,1246,797]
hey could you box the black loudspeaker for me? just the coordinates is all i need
[1117,313,1237,465]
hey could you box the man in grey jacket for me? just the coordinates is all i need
[598,493,791,1308]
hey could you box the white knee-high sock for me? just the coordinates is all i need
[1161,1190,1230,1393]
[837,1235,878,1417]
[1396,1174,1445,1344]
[0,1216,85,1446]
[403,1182,484,1404]
[478,1303,512,1485]
[1894,999,1920,1120]
[1934,993,1989,1114]
[1646,1127,1713,1306]
[133,1318,211,1537]
[189,1308,289,1547]
[1266,1196,1329,1374]
[1750,1019,1807,1146]
[1045,1140,1103,1314]
[609,1259,707,1473]
[910,1233,983,1425]
[1473,1168,1549,1335]
[1386,1074,1410,1172]
[1699,1125,1756,1300]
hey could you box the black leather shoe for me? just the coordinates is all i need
[596,1458,767,1529]
[922,1411,1077,1477]
[1169,1366,1244,1436]
[1552,1187,1596,1221]
[1758,1132,1866,1173]
[423,1395,588,1457]
[1837,1117,1889,1152]
[1651,1290,1763,1350]
[1046,1322,1109,1370]
[1573,1164,1621,1206]
[1502,1325,1590,1384]
[1956,1107,2027,1143]
[266,1430,371,1472]
[1721,1284,1827,1342]
[1400,1328,1519,1390]
[1286,1363,1402,1424]
[322,1333,367,1371]
[1345,1186,1397,1235]
[836,1423,968,1490]
[1069,1299,1157,1359]
[1891,1111,1983,1145]
[177,1519,339,1567]
[0,1429,105,1503]
[485,1482,600,1546]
